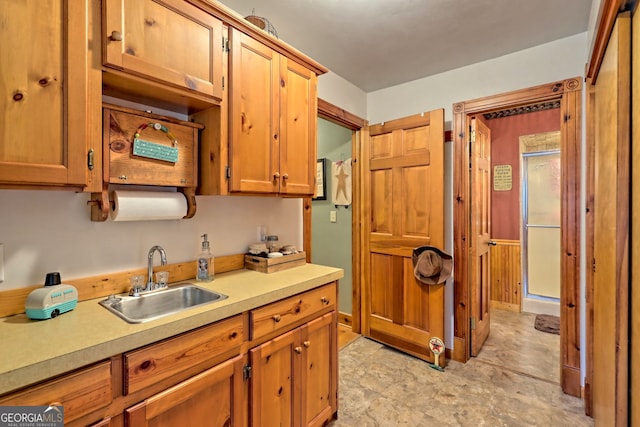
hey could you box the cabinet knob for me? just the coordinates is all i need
[294,347,302,354]
[109,30,123,41]
[273,172,280,179]
[272,314,281,323]
[282,173,289,180]
[321,296,330,305]
[118,175,128,181]
[303,341,310,348]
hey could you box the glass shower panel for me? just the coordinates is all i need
[523,152,561,300]
[527,227,561,298]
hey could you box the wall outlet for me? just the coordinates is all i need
[0,244,4,283]
[330,211,337,223]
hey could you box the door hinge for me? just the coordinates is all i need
[243,364,252,381]
[222,37,229,52]
[470,317,476,330]
[470,130,476,143]
[592,258,596,273]
[87,148,94,171]
[226,165,231,179]
[222,75,225,90]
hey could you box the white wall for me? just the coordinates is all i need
[587,0,603,57]
[317,72,367,119]
[367,33,588,125]
[0,191,302,290]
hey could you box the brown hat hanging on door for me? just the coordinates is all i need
[412,246,453,285]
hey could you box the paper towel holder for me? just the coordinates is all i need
[89,187,196,221]
[88,104,202,222]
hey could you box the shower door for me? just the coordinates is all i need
[522,151,561,301]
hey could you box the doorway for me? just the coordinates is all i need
[304,99,366,332]
[312,117,354,320]
[521,143,561,315]
[452,77,583,397]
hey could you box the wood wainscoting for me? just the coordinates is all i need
[489,239,521,312]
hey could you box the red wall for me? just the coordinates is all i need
[488,108,560,240]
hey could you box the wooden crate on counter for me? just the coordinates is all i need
[244,252,306,273]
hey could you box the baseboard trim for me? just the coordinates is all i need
[452,336,467,362]
[491,300,520,312]
[522,297,560,316]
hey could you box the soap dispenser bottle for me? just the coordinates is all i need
[196,234,214,282]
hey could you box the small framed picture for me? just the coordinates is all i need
[314,158,327,200]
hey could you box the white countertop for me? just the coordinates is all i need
[0,264,343,395]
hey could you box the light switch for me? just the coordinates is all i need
[330,211,337,223]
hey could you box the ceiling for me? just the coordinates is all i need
[217,0,593,92]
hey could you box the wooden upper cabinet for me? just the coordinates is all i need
[0,0,91,188]
[228,28,318,196]
[279,58,318,196]
[229,29,280,194]
[103,0,224,101]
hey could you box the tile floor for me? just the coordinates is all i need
[330,309,593,426]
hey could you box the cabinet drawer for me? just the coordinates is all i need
[250,283,336,341]
[0,361,112,425]
[124,315,243,395]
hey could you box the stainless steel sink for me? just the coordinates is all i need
[99,284,227,323]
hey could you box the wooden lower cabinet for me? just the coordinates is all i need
[0,361,112,425]
[125,355,245,427]
[250,311,337,427]
[0,283,338,427]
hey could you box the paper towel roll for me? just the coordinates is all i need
[110,190,188,221]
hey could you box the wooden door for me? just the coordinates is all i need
[229,28,280,194]
[301,312,337,427]
[591,14,630,426]
[0,0,89,187]
[279,57,318,196]
[362,109,446,364]
[250,328,297,426]
[125,355,245,427]
[103,0,223,99]
[470,116,492,356]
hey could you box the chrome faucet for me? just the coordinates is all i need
[147,245,167,291]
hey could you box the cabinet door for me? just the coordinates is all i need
[0,0,89,187]
[104,0,223,100]
[301,312,337,427]
[279,58,318,196]
[229,28,280,194]
[250,328,298,426]
[125,355,245,427]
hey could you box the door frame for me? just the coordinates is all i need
[304,98,366,332]
[452,77,583,397]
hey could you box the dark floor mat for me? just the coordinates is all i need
[534,314,560,335]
